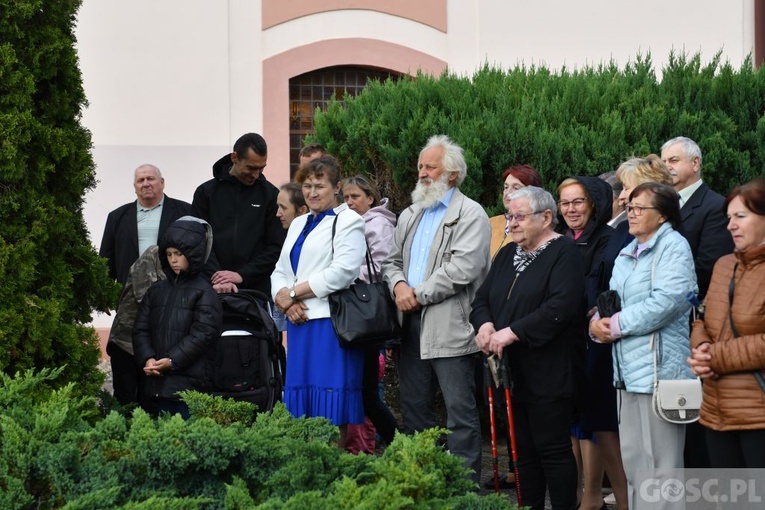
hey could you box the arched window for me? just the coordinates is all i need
[289,65,400,175]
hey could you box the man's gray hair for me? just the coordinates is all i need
[134,164,163,179]
[661,136,702,169]
[509,186,558,227]
[419,134,467,186]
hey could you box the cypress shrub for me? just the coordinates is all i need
[311,52,765,215]
[0,0,119,394]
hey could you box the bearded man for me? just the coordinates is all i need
[381,134,491,484]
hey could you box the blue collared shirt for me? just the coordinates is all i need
[136,197,164,257]
[407,187,455,286]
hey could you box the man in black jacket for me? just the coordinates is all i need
[191,133,285,295]
[661,136,734,470]
[99,163,191,404]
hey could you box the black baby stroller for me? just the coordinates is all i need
[212,289,283,413]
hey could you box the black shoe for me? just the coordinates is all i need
[483,473,516,489]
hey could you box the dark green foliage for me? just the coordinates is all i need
[0,0,120,395]
[310,52,765,215]
[0,370,517,509]
[180,390,260,427]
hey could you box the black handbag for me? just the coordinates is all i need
[326,215,401,349]
[597,290,621,318]
[328,249,402,349]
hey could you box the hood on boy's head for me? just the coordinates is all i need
[159,216,213,275]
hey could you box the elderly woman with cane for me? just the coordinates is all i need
[471,186,586,510]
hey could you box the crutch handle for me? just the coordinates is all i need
[499,355,512,391]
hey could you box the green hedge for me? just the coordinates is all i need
[311,52,765,216]
[0,369,514,509]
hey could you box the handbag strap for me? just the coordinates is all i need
[727,262,765,393]
[364,242,383,283]
[330,214,339,255]
[650,249,701,388]
[332,213,382,284]
[649,252,666,385]
[728,262,740,338]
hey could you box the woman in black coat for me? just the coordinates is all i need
[471,186,586,510]
[555,175,615,510]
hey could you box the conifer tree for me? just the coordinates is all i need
[0,0,118,394]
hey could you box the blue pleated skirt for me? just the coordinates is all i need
[284,318,364,426]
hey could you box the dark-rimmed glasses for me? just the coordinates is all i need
[557,197,588,210]
[625,204,659,216]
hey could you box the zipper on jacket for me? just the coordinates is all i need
[234,186,240,255]
[428,219,457,277]
[506,273,520,300]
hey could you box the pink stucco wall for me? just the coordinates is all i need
[262,0,447,32]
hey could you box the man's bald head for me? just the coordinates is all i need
[134,164,165,208]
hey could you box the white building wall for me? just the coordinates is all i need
[76,0,755,327]
[471,0,754,75]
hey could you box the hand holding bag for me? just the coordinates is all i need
[597,290,621,318]
[327,216,401,349]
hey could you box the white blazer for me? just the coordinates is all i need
[271,203,366,319]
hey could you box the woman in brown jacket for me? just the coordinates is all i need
[688,178,765,467]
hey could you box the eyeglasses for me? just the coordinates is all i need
[557,197,588,210]
[625,204,659,216]
[506,210,545,223]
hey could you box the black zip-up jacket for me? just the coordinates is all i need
[133,218,222,400]
[191,154,286,295]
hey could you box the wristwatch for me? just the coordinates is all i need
[289,288,297,300]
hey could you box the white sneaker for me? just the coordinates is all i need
[604,492,616,506]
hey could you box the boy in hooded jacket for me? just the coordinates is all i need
[133,216,222,418]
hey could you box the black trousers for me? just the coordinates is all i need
[107,342,141,405]
[513,399,578,510]
[107,342,157,413]
[684,420,711,468]
[706,427,765,468]
[361,346,399,445]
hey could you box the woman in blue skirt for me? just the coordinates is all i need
[271,155,366,448]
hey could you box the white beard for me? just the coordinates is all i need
[411,173,451,209]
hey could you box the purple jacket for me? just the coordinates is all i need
[360,198,396,283]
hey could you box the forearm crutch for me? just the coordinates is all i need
[499,357,522,507]
[483,357,501,493]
